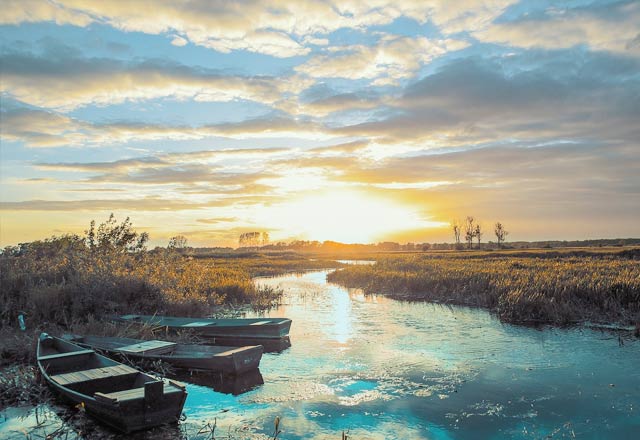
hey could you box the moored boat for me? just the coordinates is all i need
[63,334,263,375]
[114,314,292,339]
[37,333,187,433]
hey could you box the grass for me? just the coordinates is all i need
[193,253,343,277]
[327,249,640,327]
[0,240,287,332]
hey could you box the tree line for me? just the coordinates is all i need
[451,217,508,249]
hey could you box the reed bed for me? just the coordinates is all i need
[0,240,286,332]
[200,254,343,277]
[327,253,640,326]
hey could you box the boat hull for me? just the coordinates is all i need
[65,335,263,375]
[116,314,292,339]
[37,334,187,434]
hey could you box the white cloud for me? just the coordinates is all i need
[2,0,512,56]
[296,35,468,84]
[0,52,289,110]
[170,35,188,47]
[475,2,640,55]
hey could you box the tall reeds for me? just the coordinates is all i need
[327,253,640,326]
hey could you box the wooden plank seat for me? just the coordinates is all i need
[38,349,95,361]
[51,364,138,386]
[94,382,183,403]
[118,340,177,355]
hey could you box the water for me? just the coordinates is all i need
[186,270,640,439]
[2,270,639,439]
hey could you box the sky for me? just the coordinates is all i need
[1,0,639,247]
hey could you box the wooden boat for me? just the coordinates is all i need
[114,314,292,339]
[37,333,187,433]
[63,334,263,375]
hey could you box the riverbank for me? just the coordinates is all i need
[327,249,640,328]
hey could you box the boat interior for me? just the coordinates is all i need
[38,335,180,400]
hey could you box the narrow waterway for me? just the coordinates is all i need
[2,269,639,439]
[191,270,640,439]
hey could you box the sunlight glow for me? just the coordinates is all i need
[260,190,440,243]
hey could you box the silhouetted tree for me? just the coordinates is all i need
[168,235,188,249]
[239,232,269,248]
[494,222,509,248]
[451,219,461,247]
[475,224,483,249]
[464,216,475,249]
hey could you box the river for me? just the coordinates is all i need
[2,269,639,439]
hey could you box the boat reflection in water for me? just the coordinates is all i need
[176,368,264,396]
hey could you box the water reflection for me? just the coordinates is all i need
[4,270,639,439]
[175,369,264,396]
[245,270,640,439]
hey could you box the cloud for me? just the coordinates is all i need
[296,35,468,85]
[196,217,239,224]
[0,50,290,110]
[37,148,292,173]
[1,104,332,147]
[0,197,206,212]
[170,35,188,47]
[476,1,640,55]
[2,1,514,56]
[302,92,383,116]
[0,106,89,147]
[334,53,640,146]
[0,0,92,27]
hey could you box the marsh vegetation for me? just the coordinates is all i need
[327,250,640,327]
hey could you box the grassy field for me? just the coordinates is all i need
[327,248,640,327]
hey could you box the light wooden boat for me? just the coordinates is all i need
[114,314,292,339]
[63,334,263,375]
[37,333,187,433]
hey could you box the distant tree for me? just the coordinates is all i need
[464,216,475,249]
[494,222,509,248]
[376,242,400,251]
[168,235,188,249]
[475,224,483,249]
[451,219,461,247]
[239,231,269,248]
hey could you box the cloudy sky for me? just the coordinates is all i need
[1,0,639,247]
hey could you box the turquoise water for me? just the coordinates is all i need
[183,270,640,439]
[2,270,638,439]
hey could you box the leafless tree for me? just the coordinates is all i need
[494,222,509,248]
[168,235,188,249]
[464,216,475,249]
[475,224,482,249]
[451,219,461,246]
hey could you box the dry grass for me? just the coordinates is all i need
[327,250,640,326]
[0,241,285,332]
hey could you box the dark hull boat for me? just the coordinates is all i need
[115,314,292,339]
[64,335,263,375]
[37,333,187,433]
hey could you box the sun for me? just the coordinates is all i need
[261,189,439,243]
